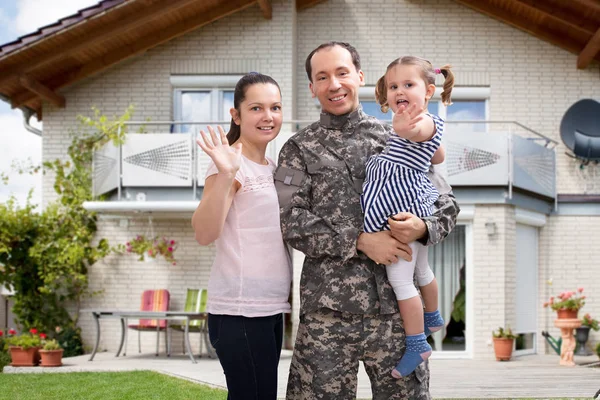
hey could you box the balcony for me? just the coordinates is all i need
[84,120,557,215]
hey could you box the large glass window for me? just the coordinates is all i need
[360,87,488,133]
[361,101,440,121]
[445,100,486,134]
[171,75,241,134]
[175,89,234,134]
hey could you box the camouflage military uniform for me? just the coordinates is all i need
[275,106,459,400]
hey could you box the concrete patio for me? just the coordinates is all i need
[4,351,599,399]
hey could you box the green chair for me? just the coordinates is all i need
[169,289,217,359]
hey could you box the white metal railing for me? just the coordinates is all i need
[92,120,557,201]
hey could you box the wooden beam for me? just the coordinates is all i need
[0,0,204,87]
[570,0,600,12]
[256,0,272,19]
[512,0,596,35]
[453,0,588,57]
[11,0,255,108]
[578,28,600,69]
[297,0,327,11]
[16,74,65,108]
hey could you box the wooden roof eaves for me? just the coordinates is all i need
[257,0,272,19]
[511,0,596,36]
[297,0,328,11]
[0,0,210,88]
[11,0,257,110]
[0,0,128,60]
[578,28,600,69]
[453,0,600,68]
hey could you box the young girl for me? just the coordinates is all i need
[361,56,454,378]
[191,73,291,400]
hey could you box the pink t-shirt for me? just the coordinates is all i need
[205,156,292,317]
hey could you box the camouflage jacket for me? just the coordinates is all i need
[275,106,459,316]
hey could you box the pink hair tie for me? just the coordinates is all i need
[435,68,441,74]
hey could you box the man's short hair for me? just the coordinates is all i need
[305,41,361,82]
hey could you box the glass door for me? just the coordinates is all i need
[429,224,470,356]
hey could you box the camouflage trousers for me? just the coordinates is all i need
[286,308,431,400]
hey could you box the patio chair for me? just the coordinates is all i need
[169,288,217,359]
[124,289,170,357]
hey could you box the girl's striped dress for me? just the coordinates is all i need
[361,113,444,233]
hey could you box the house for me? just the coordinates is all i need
[0,0,599,360]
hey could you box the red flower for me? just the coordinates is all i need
[170,240,175,245]
[578,287,584,293]
[0,330,3,337]
[8,329,16,335]
[168,247,173,252]
[40,333,47,340]
[29,328,38,335]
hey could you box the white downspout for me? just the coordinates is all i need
[22,108,42,137]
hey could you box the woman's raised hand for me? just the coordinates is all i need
[196,125,242,176]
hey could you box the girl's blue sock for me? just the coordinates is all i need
[392,333,432,378]
[424,310,444,337]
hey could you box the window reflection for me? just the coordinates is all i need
[446,101,486,133]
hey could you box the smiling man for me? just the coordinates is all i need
[275,42,459,399]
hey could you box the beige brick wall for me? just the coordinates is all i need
[76,217,216,354]
[471,205,516,359]
[296,0,600,194]
[538,215,600,355]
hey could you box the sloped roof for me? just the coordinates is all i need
[0,0,297,119]
[0,0,126,58]
[453,0,600,69]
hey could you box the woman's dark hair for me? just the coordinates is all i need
[227,72,281,144]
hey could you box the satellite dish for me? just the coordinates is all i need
[560,99,600,161]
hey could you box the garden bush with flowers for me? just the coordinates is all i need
[3,328,44,349]
[124,235,178,265]
[543,287,586,311]
[0,107,139,342]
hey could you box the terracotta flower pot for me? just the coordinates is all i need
[493,337,514,361]
[556,309,578,319]
[9,346,40,367]
[39,349,64,367]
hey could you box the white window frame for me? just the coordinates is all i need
[171,75,242,132]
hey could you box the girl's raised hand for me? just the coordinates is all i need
[196,125,242,176]
[392,103,424,140]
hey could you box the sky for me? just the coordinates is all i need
[0,0,98,207]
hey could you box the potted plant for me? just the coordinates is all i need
[39,339,63,367]
[543,287,586,319]
[492,326,516,361]
[123,235,178,265]
[4,328,43,367]
[575,313,599,355]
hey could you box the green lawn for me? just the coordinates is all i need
[0,371,228,400]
